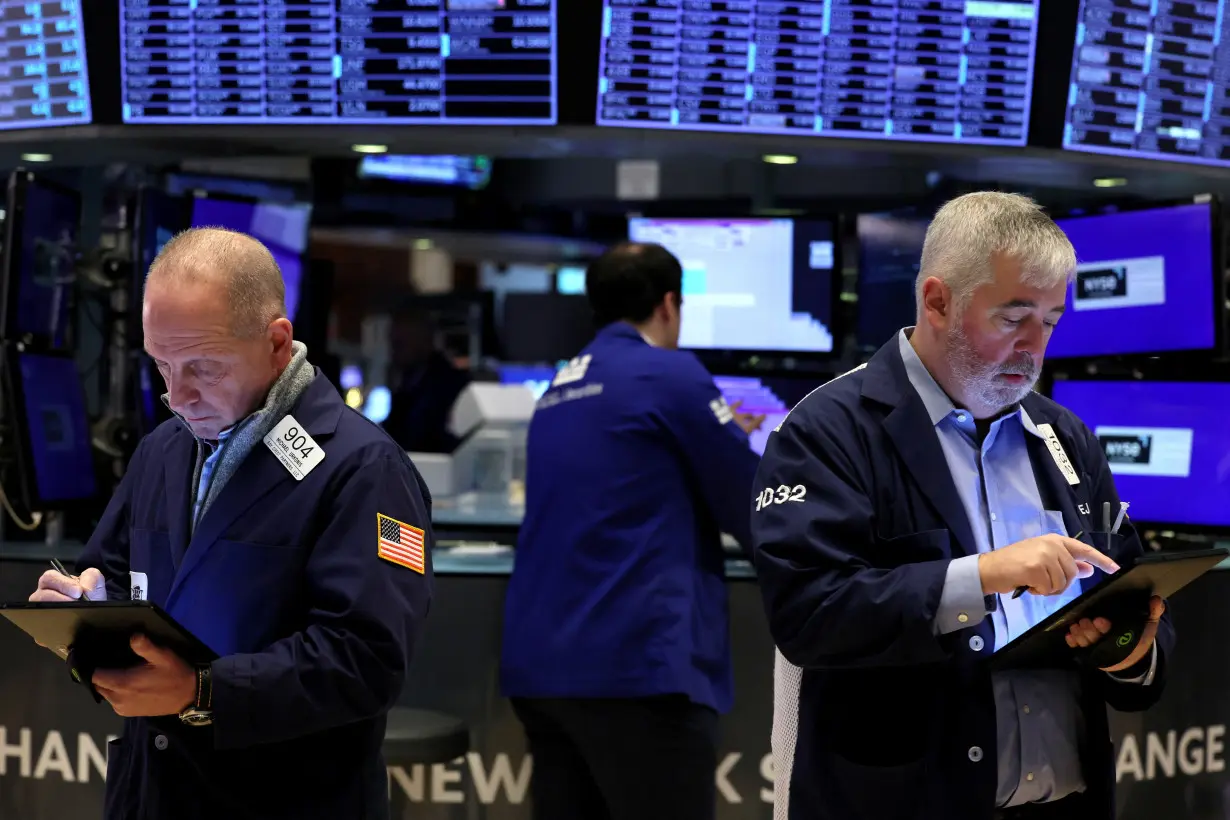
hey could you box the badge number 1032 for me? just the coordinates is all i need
[756,484,806,511]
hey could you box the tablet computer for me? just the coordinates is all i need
[990,547,1228,670]
[0,600,218,667]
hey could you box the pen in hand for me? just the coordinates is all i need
[49,558,90,603]
[1011,531,1084,599]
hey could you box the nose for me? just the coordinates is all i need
[1015,320,1046,359]
[166,375,199,412]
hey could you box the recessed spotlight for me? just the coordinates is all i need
[763,154,798,165]
[20,153,51,162]
[351,144,388,155]
[1093,177,1127,188]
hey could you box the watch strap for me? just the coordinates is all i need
[193,663,213,710]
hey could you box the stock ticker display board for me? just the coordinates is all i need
[119,0,556,125]
[0,0,91,129]
[1065,0,1230,166]
[595,0,1041,146]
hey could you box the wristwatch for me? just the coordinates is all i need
[179,664,214,727]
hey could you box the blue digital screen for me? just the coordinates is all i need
[1051,379,1230,529]
[714,374,825,455]
[597,0,1040,146]
[190,197,311,323]
[499,363,558,399]
[18,353,95,503]
[1064,0,1230,166]
[856,212,929,351]
[627,217,837,353]
[359,155,493,189]
[14,180,79,348]
[0,0,91,130]
[120,0,557,125]
[1048,202,1217,358]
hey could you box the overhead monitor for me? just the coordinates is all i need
[1048,201,1219,359]
[856,212,929,351]
[627,217,838,354]
[1,171,80,351]
[119,0,556,125]
[714,374,825,456]
[1064,1,1230,166]
[189,195,313,323]
[1050,379,1230,530]
[0,0,91,130]
[3,350,97,508]
[597,0,1041,146]
[359,155,493,189]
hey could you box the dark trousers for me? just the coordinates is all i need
[993,794,1085,820]
[510,696,719,820]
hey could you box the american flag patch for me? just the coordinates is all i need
[377,513,426,574]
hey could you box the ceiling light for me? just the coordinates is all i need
[762,154,798,165]
[351,144,388,154]
[413,239,433,251]
[20,153,51,162]
[1093,177,1127,188]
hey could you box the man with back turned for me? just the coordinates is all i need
[754,192,1174,820]
[30,227,434,819]
[501,241,764,820]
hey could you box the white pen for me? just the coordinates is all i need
[1110,501,1130,535]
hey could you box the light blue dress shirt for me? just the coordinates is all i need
[898,331,1155,808]
[193,429,231,531]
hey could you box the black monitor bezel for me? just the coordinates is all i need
[0,343,99,512]
[0,170,82,353]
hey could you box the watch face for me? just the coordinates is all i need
[181,711,212,727]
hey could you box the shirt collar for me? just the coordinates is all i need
[896,328,1044,439]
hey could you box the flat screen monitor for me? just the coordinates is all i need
[10,351,96,506]
[359,155,493,189]
[627,217,838,353]
[0,0,91,130]
[1,172,80,350]
[119,0,556,125]
[857,213,930,351]
[597,0,1041,146]
[1064,0,1230,166]
[1048,202,1218,359]
[190,196,312,323]
[1050,379,1230,530]
[714,374,825,455]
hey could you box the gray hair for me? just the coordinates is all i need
[915,192,1076,318]
[146,227,286,338]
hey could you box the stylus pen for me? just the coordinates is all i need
[49,558,89,603]
[1012,531,1084,599]
[1111,502,1130,535]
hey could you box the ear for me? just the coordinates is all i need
[659,292,680,321]
[919,277,953,329]
[268,318,294,362]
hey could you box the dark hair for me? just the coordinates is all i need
[585,242,683,327]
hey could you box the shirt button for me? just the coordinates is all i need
[957,414,966,422]
[990,513,998,521]
[957,613,969,624]
[154,734,169,751]
[968,746,983,763]
[1023,705,1031,715]
[969,636,985,651]
[1027,772,1035,782]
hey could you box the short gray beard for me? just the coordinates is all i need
[946,323,1037,417]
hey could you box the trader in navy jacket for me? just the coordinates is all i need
[753,192,1174,820]
[31,228,434,820]
[501,241,763,820]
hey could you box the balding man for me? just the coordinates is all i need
[754,193,1173,820]
[30,227,434,820]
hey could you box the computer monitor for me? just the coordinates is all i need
[189,195,312,322]
[2,348,96,509]
[0,0,92,130]
[1048,201,1221,359]
[713,373,826,455]
[1064,0,1230,167]
[119,0,556,125]
[597,0,1041,146]
[856,213,930,351]
[626,217,839,354]
[0,171,81,350]
[1050,379,1230,530]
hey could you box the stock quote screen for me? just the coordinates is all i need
[120,0,556,124]
[1065,0,1230,166]
[0,0,91,129]
[596,0,1041,145]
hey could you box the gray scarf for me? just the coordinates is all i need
[165,341,316,533]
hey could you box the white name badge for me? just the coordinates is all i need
[1037,423,1080,486]
[264,414,326,481]
[130,571,149,601]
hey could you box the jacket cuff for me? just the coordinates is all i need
[934,554,989,635]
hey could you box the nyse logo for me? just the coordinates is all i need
[1076,266,1127,300]
[1101,433,1152,466]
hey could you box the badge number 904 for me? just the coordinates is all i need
[756,484,806,511]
